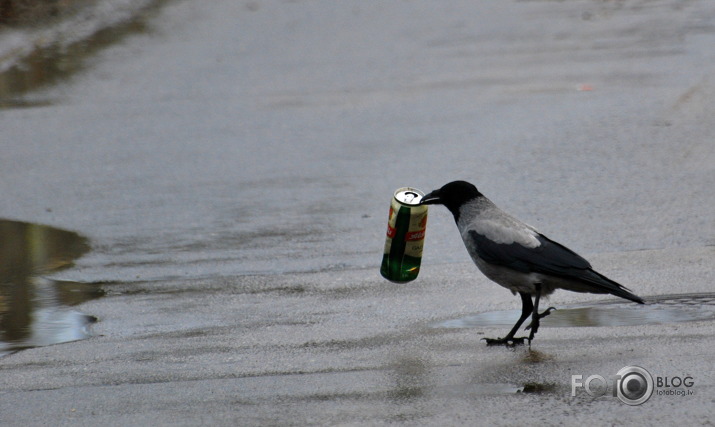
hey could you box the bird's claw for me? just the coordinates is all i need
[482,336,530,347]
[482,307,555,347]
[525,307,556,330]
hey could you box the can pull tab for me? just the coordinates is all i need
[403,192,418,204]
[395,188,423,205]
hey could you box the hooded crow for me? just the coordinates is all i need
[420,180,644,346]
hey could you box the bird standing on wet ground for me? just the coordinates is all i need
[420,181,644,347]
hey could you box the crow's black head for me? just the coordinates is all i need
[420,181,483,221]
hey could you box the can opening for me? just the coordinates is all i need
[394,188,424,205]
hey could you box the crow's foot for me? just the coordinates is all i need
[525,307,556,331]
[482,336,529,347]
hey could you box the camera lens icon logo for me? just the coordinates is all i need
[616,366,654,405]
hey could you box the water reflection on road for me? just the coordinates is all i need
[0,219,101,356]
[433,293,715,330]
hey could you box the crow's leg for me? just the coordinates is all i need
[524,283,556,343]
[483,292,533,347]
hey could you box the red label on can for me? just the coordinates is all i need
[386,224,396,238]
[405,229,426,241]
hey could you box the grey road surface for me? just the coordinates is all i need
[1,0,714,425]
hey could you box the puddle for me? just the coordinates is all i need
[0,219,101,357]
[432,294,715,329]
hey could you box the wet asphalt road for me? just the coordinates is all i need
[1,0,715,424]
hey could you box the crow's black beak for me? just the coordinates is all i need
[419,190,441,205]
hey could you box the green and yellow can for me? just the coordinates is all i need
[380,187,428,283]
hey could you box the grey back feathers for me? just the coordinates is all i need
[457,196,540,248]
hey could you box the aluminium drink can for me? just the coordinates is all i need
[380,187,428,283]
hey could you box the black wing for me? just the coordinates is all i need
[468,230,644,303]
[468,230,590,275]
